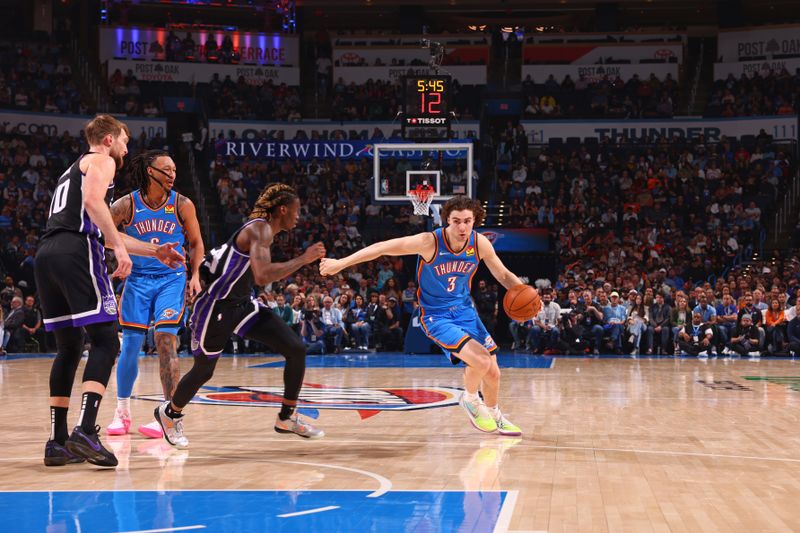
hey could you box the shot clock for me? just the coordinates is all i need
[402,75,451,140]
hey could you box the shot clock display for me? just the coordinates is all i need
[402,75,451,140]
[406,76,448,116]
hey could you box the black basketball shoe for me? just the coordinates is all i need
[44,440,86,467]
[65,425,118,467]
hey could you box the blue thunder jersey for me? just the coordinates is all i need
[124,189,186,275]
[416,228,480,314]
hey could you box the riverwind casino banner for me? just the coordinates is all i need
[215,139,471,162]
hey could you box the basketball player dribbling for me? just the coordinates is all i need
[106,149,204,440]
[36,115,184,467]
[321,196,523,436]
[154,184,326,448]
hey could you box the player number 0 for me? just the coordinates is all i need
[49,180,70,215]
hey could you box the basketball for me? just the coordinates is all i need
[503,284,541,322]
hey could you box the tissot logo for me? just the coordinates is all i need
[406,117,448,125]
[134,384,462,419]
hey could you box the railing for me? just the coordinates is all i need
[69,37,109,112]
[773,170,800,243]
[182,143,212,243]
[687,40,704,115]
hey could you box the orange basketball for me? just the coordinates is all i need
[503,284,541,322]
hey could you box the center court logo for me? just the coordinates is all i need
[134,384,462,419]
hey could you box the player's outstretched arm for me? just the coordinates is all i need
[118,236,185,268]
[247,223,326,285]
[476,233,524,290]
[83,155,131,278]
[319,232,434,276]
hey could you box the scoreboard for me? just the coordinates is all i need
[402,75,451,140]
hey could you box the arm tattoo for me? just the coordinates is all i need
[110,194,133,227]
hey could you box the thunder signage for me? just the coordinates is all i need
[521,116,798,143]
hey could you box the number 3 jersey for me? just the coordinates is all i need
[43,152,113,242]
[416,228,480,314]
[123,189,186,275]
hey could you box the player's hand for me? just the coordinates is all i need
[188,274,202,300]
[155,242,186,269]
[319,257,343,276]
[112,247,132,279]
[303,242,326,264]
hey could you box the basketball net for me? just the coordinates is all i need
[408,186,435,216]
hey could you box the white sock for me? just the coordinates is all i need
[117,398,131,412]
[488,405,501,417]
[463,391,479,402]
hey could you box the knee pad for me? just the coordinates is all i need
[82,322,121,386]
[49,328,85,397]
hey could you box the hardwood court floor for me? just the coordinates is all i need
[3,353,800,532]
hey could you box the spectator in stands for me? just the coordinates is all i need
[384,297,404,351]
[300,304,326,355]
[19,295,43,351]
[529,289,561,354]
[365,292,386,350]
[715,293,738,352]
[574,289,605,355]
[626,293,649,355]
[752,288,768,312]
[603,291,627,353]
[474,280,498,336]
[508,318,530,351]
[3,296,24,352]
[763,298,787,354]
[737,293,765,342]
[648,292,671,354]
[401,281,417,326]
[272,293,294,327]
[787,300,800,356]
[728,313,761,357]
[320,296,345,353]
[290,294,304,334]
[346,294,370,350]
[677,311,714,357]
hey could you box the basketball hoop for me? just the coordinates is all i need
[408,186,435,216]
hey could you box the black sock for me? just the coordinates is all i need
[165,403,183,419]
[279,404,295,421]
[50,406,69,445]
[78,392,102,433]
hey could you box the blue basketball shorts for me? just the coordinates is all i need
[419,306,498,364]
[119,271,187,335]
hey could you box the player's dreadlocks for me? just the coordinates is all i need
[128,149,169,196]
[249,183,298,220]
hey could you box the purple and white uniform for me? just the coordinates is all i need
[35,152,118,331]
